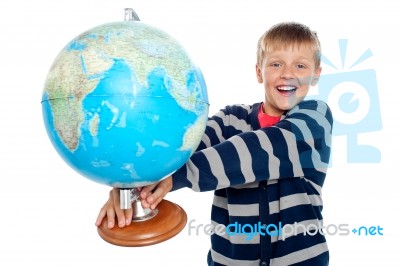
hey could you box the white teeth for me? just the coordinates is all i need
[277,86,296,91]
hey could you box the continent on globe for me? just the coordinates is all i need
[42,21,209,188]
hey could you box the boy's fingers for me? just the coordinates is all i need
[140,176,173,209]
[141,198,150,209]
[95,206,107,226]
[150,196,164,210]
[140,186,162,209]
[148,186,164,203]
[124,207,133,226]
[111,189,127,228]
[140,183,157,198]
[106,206,116,229]
[148,181,171,209]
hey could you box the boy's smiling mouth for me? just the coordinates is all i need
[276,85,297,96]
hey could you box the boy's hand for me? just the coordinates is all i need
[140,176,172,210]
[95,187,133,229]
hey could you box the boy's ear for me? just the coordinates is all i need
[256,64,263,83]
[311,66,322,86]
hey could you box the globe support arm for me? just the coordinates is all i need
[124,8,140,21]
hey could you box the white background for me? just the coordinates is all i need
[1,0,399,265]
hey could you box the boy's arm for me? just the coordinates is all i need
[172,100,333,192]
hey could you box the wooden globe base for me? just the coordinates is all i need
[97,200,187,247]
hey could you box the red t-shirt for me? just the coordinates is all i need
[258,103,281,128]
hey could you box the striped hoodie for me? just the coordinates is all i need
[172,100,333,266]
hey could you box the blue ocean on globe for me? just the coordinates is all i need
[41,21,209,188]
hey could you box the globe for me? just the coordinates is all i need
[41,20,209,189]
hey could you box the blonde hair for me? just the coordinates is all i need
[256,22,321,67]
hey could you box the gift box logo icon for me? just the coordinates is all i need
[312,39,382,163]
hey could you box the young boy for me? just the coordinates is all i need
[97,21,333,265]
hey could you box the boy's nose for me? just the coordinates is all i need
[280,67,294,79]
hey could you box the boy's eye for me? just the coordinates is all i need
[271,63,281,67]
[296,64,306,69]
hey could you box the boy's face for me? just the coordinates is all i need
[256,44,321,116]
